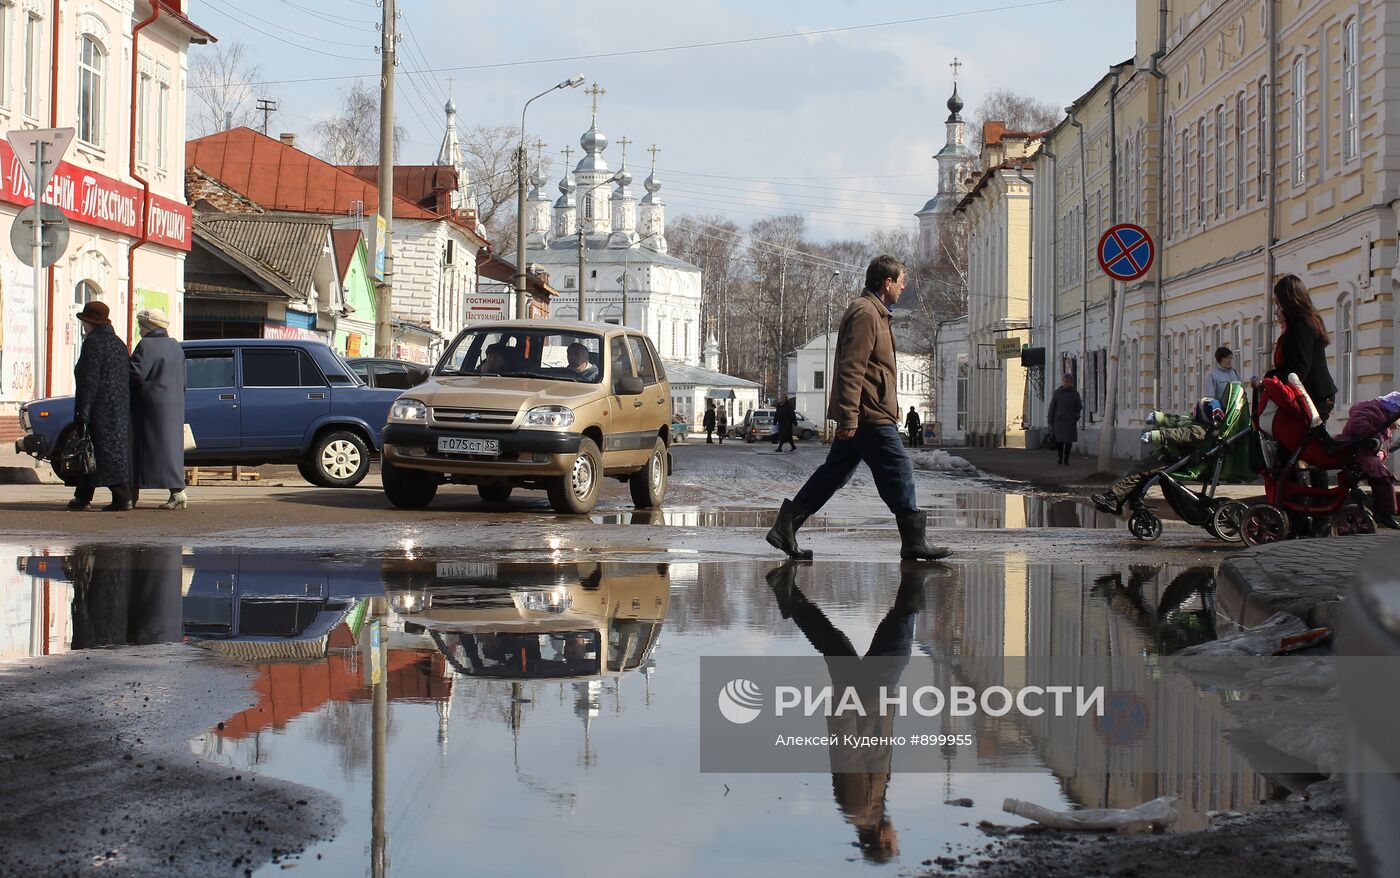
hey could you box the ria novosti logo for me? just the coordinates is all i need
[718,679,764,724]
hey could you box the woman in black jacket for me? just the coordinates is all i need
[1273,274,1337,420]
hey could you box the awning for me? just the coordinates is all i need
[706,390,735,399]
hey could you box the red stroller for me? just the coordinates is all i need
[1241,374,1395,546]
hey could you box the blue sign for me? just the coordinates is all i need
[1097,223,1155,282]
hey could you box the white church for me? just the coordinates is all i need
[521,88,759,425]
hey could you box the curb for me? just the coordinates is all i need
[1216,534,1396,629]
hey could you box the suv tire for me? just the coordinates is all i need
[307,430,371,487]
[547,437,602,514]
[477,482,513,504]
[382,458,438,508]
[629,438,668,508]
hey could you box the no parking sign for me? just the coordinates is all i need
[1097,223,1155,282]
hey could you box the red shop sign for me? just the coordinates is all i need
[0,140,191,251]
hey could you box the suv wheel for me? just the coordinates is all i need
[307,430,371,487]
[382,458,438,508]
[629,438,668,508]
[547,438,602,514]
[477,482,513,504]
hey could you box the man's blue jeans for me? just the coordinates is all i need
[792,423,918,516]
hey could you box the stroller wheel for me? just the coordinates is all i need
[1332,504,1377,537]
[1128,510,1163,541]
[1241,504,1290,547]
[1210,501,1248,543]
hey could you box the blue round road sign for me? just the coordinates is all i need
[1097,223,1154,282]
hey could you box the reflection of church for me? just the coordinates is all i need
[523,87,760,422]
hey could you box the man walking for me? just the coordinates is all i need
[766,256,949,561]
[703,400,716,444]
[716,405,728,444]
[774,397,798,452]
[904,406,922,448]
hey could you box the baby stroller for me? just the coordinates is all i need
[1122,383,1256,542]
[1239,374,1398,546]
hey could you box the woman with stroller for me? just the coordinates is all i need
[1273,275,1337,490]
[1336,391,1400,529]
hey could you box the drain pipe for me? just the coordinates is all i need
[127,2,161,350]
[1040,146,1058,380]
[1015,163,1036,434]
[1069,113,1089,432]
[1150,0,1168,410]
[1264,0,1278,361]
[1098,69,1125,472]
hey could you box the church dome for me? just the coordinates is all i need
[946,83,964,122]
[581,125,608,156]
[644,171,661,195]
[615,166,633,188]
[558,171,576,197]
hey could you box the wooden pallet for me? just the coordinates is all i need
[184,466,262,486]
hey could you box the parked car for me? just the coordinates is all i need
[347,357,430,390]
[671,417,690,443]
[15,338,403,488]
[740,409,819,443]
[379,320,673,514]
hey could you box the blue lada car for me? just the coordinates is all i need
[15,338,405,488]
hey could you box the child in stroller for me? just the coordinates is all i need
[1240,374,1400,546]
[1090,383,1254,540]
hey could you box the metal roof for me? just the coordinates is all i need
[196,215,332,295]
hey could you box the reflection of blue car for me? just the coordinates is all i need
[15,339,403,487]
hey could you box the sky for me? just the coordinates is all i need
[186,0,1137,243]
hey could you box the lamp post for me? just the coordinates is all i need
[617,231,661,329]
[575,174,621,318]
[517,74,585,320]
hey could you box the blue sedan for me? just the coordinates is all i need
[15,338,404,488]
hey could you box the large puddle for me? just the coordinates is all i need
[3,545,1287,875]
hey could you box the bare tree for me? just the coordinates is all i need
[187,42,270,137]
[312,81,406,166]
[970,88,1062,151]
[461,123,524,250]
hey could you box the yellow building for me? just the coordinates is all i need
[956,125,1041,447]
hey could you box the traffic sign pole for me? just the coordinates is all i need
[1094,223,1156,472]
[32,138,45,401]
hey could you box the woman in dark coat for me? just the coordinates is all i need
[130,308,188,509]
[1047,372,1082,466]
[71,301,132,511]
[1272,274,1338,419]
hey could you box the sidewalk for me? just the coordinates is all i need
[1216,533,1397,629]
[952,444,1263,499]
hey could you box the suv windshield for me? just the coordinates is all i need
[437,328,604,383]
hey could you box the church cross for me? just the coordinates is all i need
[561,145,574,170]
[949,57,962,80]
[586,82,606,121]
[531,138,547,169]
[446,75,455,98]
[647,143,661,171]
[617,136,632,165]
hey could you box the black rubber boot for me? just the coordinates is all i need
[766,561,801,618]
[765,499,814,559]
[896,511,950,561]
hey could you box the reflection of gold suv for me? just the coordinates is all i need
[380,321,672,514]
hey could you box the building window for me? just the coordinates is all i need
[1342,19,1360,163]
[1164,121,1174,238]
[814,370,824,390]
[157,81,170,168]
[955,357,968,431]
[1235,93,1247,209]
[22,12,41,117]
[136,72,151,165]
[77,35,105,147]
[1338,297,1354,405]
[1215,105,1225,217]
[1257,78,1269,201]
[1196,119,1206,224]
[0,2,9,107]
[1292,56,1307,186]
[1179,127,1190,231]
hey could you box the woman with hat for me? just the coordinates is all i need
[71,301,132,511]
[130,307,188,509]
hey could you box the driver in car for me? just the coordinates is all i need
[481,343,511,374]
[566,342,599,382]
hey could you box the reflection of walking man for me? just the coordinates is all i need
[766,256,948,561]
[768,562,932,863]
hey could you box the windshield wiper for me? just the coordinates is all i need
[499,370,573,381]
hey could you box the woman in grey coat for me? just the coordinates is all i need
[130,308,188,509]
[71,301,132,511]
[1046,372,1082,466]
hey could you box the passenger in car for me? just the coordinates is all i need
[566,342,600,382]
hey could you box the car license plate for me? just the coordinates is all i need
[436,562,497,579]
[437,436,499,456]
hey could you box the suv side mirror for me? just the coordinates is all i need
[614,375,645,396]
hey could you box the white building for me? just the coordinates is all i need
[935,316,969,446]
[790,330,933,437]
[1,1,208,418]
[523,92,703,366]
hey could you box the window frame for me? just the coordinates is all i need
[1215,105,1226,218]
[1292,55,1307,187]
[1257,78,1269,201]
[156,79,170,169]
[0,1,10,109]
[1235,93,1248,209]
[22,11,41,118]
[135,69,152,166]
[1342,18,1360,165]
[1196,118,1206,225]
[76,34,106,148]
[186,350,238,390]
[239,348,328,389]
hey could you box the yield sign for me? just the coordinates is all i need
[5,127,75,197]
[1097,222,1155,282]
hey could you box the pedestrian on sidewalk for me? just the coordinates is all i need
[774,397,797,452]
[904,406,922,448]
[1047,373,1082,466]
[1273,274,1337,490]
[130,308,188,510]
[1207,346,1241,403]
[765,255,949,561]
[69,301,132,512]
[716,405,728,444]
[703,400,716,444]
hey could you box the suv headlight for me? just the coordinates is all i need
[520,589,573,613]
[390,591,431,614]
[525,405,575,428]
[390,398,428,422]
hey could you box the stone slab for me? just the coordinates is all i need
[1217,534,1399,628]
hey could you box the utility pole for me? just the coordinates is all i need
[374,0,396,357]
[255,98,277,135]
[776,259,788,400]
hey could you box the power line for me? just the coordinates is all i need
[199,0,371,60]
[190,0,1067,90]
[278,0,375,28]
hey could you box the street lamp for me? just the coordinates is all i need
[517,74,585,320]
[575,173,621,318]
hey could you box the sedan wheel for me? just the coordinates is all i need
[307,430,372,488]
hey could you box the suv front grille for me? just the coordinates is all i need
[432,407,518,427]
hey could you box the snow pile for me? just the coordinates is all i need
[909,449,977,472]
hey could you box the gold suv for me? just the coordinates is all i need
[380,321,672,514]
